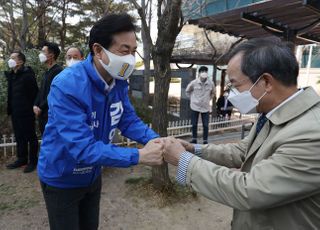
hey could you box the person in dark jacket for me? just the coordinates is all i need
[5,51,39,173]
[33,42,63,135]
[216,90,233,119]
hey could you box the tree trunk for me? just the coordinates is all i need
[141,0,151,106]
[20,0,28,50]
[129,0,183,190]
[151,53,172,189]
[142,50,151,106]
[150,0,183,190]
[104,0,110,14]
[8,0,18,51]
[59,0,67,50]
[38,0,46,46]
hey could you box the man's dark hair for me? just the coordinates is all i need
[12,50,26,64]
[199,66,208,73]
[227,37,299,86]
[43,41,61,60]
[89,13,136,55]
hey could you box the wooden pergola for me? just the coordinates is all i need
[172,0,320,95]
[188,0,320,44]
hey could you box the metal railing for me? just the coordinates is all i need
[0,114,257,157]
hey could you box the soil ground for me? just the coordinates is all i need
[0,140,233,230]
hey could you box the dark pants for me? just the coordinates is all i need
[11,115,38,164]
[39,113,48,136]
[191,110,209,141]
[40,176,101,230]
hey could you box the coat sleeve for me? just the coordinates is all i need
[39,67,63,111]
[117,85,159,145]
[25,70,38,104]
[34,77,43,107]
[5,72,12,115]
[200,137,248,168]
[186,139,320,211]
[47,84,139,167]
[185,81,194,98]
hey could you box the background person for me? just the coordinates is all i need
[186,66,215,144]
[33,41,63,135]
[216,90,233,119]
[65,46,84,67]
[5,51,39,173]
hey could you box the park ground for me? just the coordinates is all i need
[0,139,233,230]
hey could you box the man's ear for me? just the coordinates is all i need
[261,73,274,93]
[92,43,103,59]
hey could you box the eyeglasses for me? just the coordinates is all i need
[225,77,252,93]
[225,82,234,92]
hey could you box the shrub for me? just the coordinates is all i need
[129,96,153,124]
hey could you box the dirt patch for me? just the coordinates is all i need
[0,158,232,230]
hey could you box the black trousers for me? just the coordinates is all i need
[191,110,209,141]
[11,115,38,164]
[40,176,101,230]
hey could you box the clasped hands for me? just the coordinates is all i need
[138,137,195,166]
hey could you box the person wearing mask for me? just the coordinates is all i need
[38,14,164,230]
[65,46,84,67]
[33,42,63,135]
[5,51,39,173]
[163,37,320,230]
[186,66,215,144]
[216,90,233,119]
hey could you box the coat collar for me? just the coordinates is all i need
[83,53,108,95]
[195,78,210,85]
[268,87,320,125]
[243,87,320,165]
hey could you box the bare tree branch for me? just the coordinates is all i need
[127,0,153,47]
[214,37,244,64]
[204,28,217,59]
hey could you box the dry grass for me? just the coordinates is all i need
[125,176,197,208]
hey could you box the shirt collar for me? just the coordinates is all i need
[196,78,209,85]
[266,89,304,118]
[92,62,115,93]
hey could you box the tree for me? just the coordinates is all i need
[129,0,183,190]
[0,0,133,53]
[140,0,152,106]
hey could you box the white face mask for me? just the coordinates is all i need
[99,46,136,80]
[227,78,266,114]
[66,58,81,67]
[8,59,17,68]
[39,53,47,63]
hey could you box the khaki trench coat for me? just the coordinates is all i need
[186,87,320,230]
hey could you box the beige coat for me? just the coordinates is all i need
[186,87,320,230]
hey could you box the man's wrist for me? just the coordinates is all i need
[138,148,145,164]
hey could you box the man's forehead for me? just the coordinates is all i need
[226,53,244,80]
[112,31,137,49]
[67,48,80,55]
[10,53,18,58]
